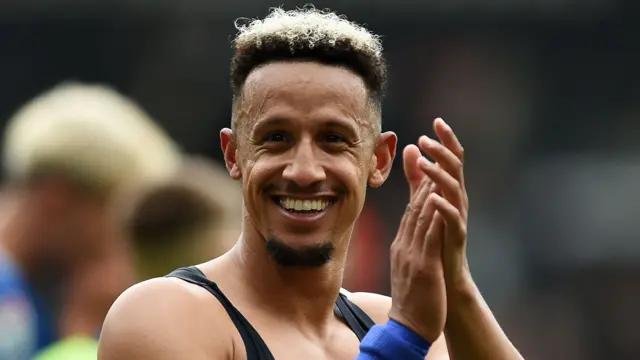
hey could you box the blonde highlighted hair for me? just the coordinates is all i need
[230,6,387,130]
[3,82,181,192]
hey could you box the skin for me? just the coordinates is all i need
[98,61,523,360]
[1,178,134,338]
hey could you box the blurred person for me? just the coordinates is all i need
[33,156,242,360]
[122,156,243,280]
[0,82,181,360]
[99,7,524,360]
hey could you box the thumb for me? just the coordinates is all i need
[403,144,426,198]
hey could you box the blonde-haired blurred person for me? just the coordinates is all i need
[122,156,243,281]
[0,82,180,360]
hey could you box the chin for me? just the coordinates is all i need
[271,229,332,246]
[265,236,335,268]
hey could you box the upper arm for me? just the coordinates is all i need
[98,278,233,360]
[346,291,450,360]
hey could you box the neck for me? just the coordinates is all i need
[227,224,351,328]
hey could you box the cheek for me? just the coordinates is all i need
[241,157,277,206]
[75,206,117,250]
[242,151,289,185]
[81,207,107,232]
[331,158,368,199]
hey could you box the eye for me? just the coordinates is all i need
[263,132,288,143]
[324,134,347,143]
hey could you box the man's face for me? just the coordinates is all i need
[50,192,123,272]
[49,185,125,266]
[221,61,396,267]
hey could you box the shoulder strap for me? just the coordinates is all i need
[334,293,376,341]
[166,267,274,360]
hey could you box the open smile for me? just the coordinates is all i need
[270,195,338,221]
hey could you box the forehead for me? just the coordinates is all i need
[240,61,371,131]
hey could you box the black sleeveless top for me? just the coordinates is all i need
[167,267,375,360]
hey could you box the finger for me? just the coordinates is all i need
[424,210,445,259]
[394,203,412,245]
[394,177,431,247]
[411,189,438,251]
[403,144,426,198]
[418,157,464,211]
[430,193,467,248]
[390,201,412,262]
[433,118,464,163]
[418,135,463,183]
[433,118,466,194]
[402,177,432,247]
[429,165,442,195]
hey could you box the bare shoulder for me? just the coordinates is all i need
[343,290,392,324]
[344,290,450,360]
[98,277,235,360]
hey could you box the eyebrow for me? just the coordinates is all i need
[319,119,359,139]
[250,114,361,138]
[250,117,290,135]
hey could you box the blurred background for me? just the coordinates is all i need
[0,0,638,359]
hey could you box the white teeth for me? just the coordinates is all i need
[279,197,330,211]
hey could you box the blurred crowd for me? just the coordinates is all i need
[0,83,246,359]
[0,2,639,360]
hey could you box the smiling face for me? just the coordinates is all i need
[221,61,396,268]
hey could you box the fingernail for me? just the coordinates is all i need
[418,157,429,168]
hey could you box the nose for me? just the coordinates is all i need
[282,138,326,187]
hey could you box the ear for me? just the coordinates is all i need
[368,131,397,188]
[220,128,242,180]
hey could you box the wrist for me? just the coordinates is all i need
[388,309,441,343]
[386,319,432,349]
[358,320,431,360]
[445,269,477,308]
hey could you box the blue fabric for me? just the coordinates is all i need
[357,319,431,360]
[28,284,56,351]
[0,247,55,360]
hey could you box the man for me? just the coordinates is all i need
[31,157,242,360]
[0,82,181,359]
[123,156,243,280]
[98,7,525,360]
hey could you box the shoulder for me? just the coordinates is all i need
[98,277,235,360]
[344,290,450,360]
[342,289,391,324]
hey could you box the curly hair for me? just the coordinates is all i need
[230,6,387,130]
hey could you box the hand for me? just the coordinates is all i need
[417,118,470,290]
[388,146,447,343]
